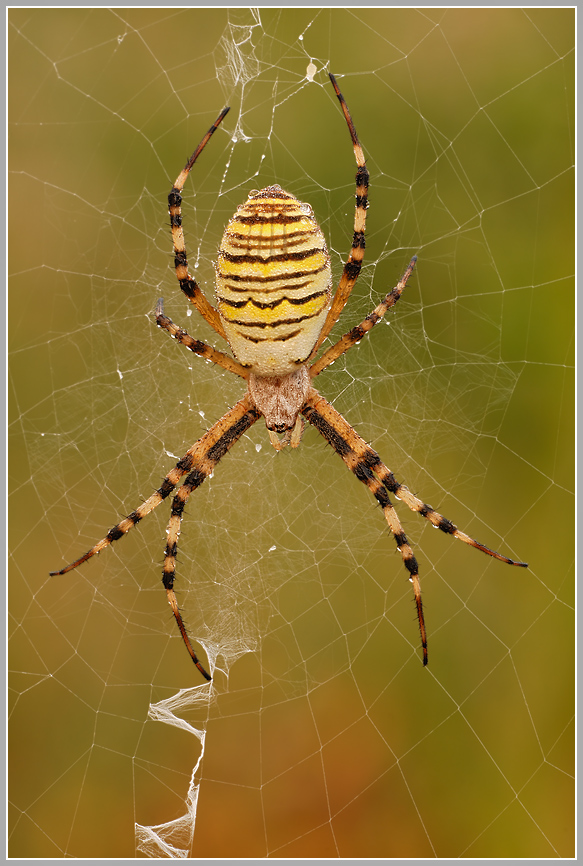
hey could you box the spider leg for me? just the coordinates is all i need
[50,396,259,576]
[169,107,230,341]
[302,387,527,665]
[50,466,194,577]
[309,73,369,357]
[372,464,528,567]
[310,256,417,378]
[160,394,261,680]
[155,298,248,379]
[302,386,427,662]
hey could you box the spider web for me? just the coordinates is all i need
[9,7,574,858]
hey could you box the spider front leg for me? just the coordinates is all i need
[51,395,262,681]
[50,397,256,576]
[302,388,428,662]
[302,387,527,665]
[50,453,199,576]
[158,394,261,680]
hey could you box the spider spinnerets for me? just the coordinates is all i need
[51,73,527,681]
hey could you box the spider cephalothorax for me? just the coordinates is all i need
[52,74,527,681]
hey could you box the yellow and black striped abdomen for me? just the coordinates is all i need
[215,185,332,376]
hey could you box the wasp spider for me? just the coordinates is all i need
[51,74,527,681]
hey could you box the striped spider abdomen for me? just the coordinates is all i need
[215,185,332,376]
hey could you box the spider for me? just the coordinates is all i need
[51,73,527,681]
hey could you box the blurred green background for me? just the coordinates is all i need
[9,7,574,858]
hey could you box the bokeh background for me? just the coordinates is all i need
[9,7,574,858]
